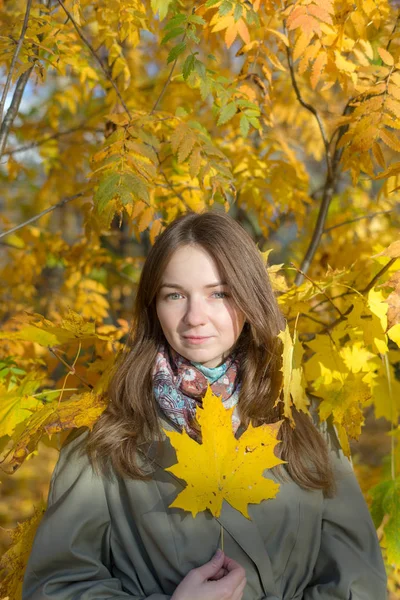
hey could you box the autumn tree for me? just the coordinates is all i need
[0,0,400,597]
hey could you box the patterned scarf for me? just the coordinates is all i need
[152,343,241,441]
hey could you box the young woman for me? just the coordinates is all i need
[23,211,387,600]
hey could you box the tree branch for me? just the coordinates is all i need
[294,172,336,285]
[0,0,33,124]
[0,192,84,240]
[56,0,132,120]
[284,39,331,174]
[323,209,396,233]
[0,66,34,158]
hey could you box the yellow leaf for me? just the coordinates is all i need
[163,386,284,519]
[379,128,400,152]
[0,502,46,600]
[377,47,394,66]
[372,141,386,169]
[277,323,309,425]
[6,392,107,472]
[138,206,153,233]
[340,343,376,373]
[310,51,327,89]
[372,240,400,259]
[318,373,371,456]
[265,28,289,47]
[388,323,400,346]
[0,377,44,438]
[368,288,388,333]
[236,19,250,45]
[149,219,163,245]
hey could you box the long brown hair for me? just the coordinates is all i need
[86,211,335,495]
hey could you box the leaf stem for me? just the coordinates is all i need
[290,263,344,317]
[49,346,93,390]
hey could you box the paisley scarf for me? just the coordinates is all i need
[152,343,241,441]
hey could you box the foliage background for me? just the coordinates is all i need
[1,0,400,597]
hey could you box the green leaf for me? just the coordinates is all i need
[200,77,212,100]
[175,107,189,117]
[188,15,206,25]
[161,27,185,45]
[240,115,249,137]
[194,59,206,79]
[186,28,200,43]
[219,1,233,16]
[164,13,187,30]
[234,3,243,22]
[217,102,237,126]
[248,116,261,129]
[183,54,196,80]
[95,171,120,213]
[122,173,150,204]
[370,477,400,564]
[167,41,187,64]
[205,0,221,6]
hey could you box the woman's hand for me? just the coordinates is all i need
[170,549,247,600]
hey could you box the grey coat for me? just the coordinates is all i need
[22,409,387,600]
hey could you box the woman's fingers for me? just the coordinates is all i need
[208,567,227,581]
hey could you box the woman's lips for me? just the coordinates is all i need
[183,336,211,344]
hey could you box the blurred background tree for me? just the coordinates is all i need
[0,0,400,597]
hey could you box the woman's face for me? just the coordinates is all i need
[156,245,246,368]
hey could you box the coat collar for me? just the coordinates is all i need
[142,405,278,598]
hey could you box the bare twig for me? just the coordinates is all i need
[361,258,397,294]
[1,125,103,157]
[56,0,132,119]
[323,209,395,233]
[0,0,33,124]
[0,192,84,240]
[0,66,34,158]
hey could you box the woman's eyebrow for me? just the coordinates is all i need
[159,281,227,289]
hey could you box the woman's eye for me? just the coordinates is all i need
[213,291,229,299]
[166,292,182,300]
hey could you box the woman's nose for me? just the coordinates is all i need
[183,299,208,326]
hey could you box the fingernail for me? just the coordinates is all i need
[215,548,223,558]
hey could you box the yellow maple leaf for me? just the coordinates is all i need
[0,376,44,438]
[163,386,284,519]
[318,372,371,456]
[5,392,107,472]
[277,323,309,425]
[0,309,111,348]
